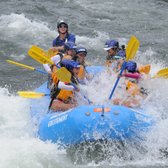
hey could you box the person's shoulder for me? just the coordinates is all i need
[67,33,76,42]
[53,37,58,44]
[117,49,126,58]
[68,33,75,38]
[68,33,75,36]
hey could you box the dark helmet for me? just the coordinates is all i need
[61,59,80,71]
[125,61,137,73]
[104,39,119,50]
[57,20,68,28]
[75,47,87,55]
[64,42,77,51]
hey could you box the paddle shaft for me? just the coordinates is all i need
[35,68,48,74]
[6,60,47,75]
[109,62,126,100]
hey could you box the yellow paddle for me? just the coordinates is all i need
[18,91,50,98]
[6,60,47,74]
[55,67,72,83]
[109,36,140,100]
[153,67,168,78]
[28,45,54,65]
[126,35,140,61]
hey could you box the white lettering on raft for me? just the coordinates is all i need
[48,114,68,127]
[50,109,72,119]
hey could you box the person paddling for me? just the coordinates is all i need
[43,41,77,88]
[50,59,80,112]
[113,61,149,107]
[73,46,89,81]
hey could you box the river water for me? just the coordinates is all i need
[0,0,168,167]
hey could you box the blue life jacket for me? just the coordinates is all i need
[52,33,76,47]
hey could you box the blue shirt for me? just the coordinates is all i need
[52,33,76,47]
[116,49,126,58]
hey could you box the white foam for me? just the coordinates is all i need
[0,87,70,167]
[0,13,56,51]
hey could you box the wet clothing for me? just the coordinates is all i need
[52,33,76,47]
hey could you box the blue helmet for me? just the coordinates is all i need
[64,42,77,51]
[125,61,137,73]
[57,20,68,28]
[61,59,80,71]
[76,47,87,55]
[104,40,119,50]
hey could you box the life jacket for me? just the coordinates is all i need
[57,75,78,102]
[126,80,140,96]
[62,54,73,60]
[57,89,73,102]
[51,72,78,103]
[138,64,151,74]
[50,80,74,103]
[77,65,85,80]
[52,68,59,84]
[51,54,76,85]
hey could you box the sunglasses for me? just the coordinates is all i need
[59,24,68,28]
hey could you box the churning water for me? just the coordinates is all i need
[0,0,168,167]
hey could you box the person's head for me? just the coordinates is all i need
[64,42,77,57]
[57,20,68,34]
[125,61,137,73]
[75,47,87,64]
[104,40,119,57]
[61,59,80,77]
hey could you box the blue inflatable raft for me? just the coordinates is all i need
[30,66,154,147]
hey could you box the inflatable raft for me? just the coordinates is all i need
[30,66,154,147]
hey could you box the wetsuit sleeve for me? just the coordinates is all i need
[58,81,74,90]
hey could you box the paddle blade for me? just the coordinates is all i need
[153,68,168,78]
[55,67,72,83]
[126,36,140,61]
[6,60,35,71]
[28,45,54,65]
[48,48,59,57]
[18,91,46,98]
